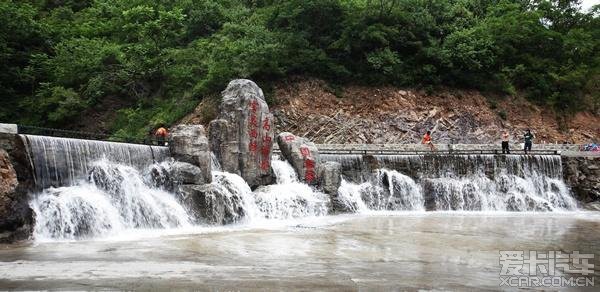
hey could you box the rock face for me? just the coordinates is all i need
[169,162,206,185]
[169,124,211,184]
[0,150,17,194]
[317,161,343,211]
[179,178,247,225]
[276,132,319,185]
[209,79,275,188]
[0,134,34,243]
[563,156,600,203]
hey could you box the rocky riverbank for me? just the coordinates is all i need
[0,133,34,243]
[563,156,600,208]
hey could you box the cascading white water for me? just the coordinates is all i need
[26,135,332,240]
[332,154,578,212]
[253,159,329,219]
[210,152,222,172]
[21,135,168,189]
[202,159,330,222]
[26,133,581,241]
[30,159,191,240]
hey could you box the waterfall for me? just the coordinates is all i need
[203,159,330,222]
[25,135,580,241]
[30,159,191,240]
[210,152,222,172]
[253,159,329,219]
[21,135,168,189]
[331,154,577,212]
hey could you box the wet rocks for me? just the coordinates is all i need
[318,161,341,195]
[0,146,33,243]
[317,161,344,211]
[0,150,17,194]
[209,79,275,188]
[0,150,19,228]
[88,164,125,195]
[169,124,211,184]
[562,156,600,203]
[168,162,206,185]
[276,132,319,185]
[179,181,247,225]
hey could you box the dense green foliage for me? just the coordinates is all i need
[1,0,598,139]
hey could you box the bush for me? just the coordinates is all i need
[0,0,597,136]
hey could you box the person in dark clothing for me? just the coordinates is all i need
[501,130,510,154]
[523,129,534,154]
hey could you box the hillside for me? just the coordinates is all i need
[1,0,598,141]
[182,79,600,144]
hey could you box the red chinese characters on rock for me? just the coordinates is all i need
[262,117,271,131]
[299,145,316,183]
[284,135,295,142]
[260,119,272,171]
[249,128,258,139]
[304,159,316,183]
[249,140,258,152]
[261,136,272,157]
[300,146,310,158]
[248,99,260,155]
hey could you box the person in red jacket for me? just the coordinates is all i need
[155,125,169,146]
[422,130,436,151]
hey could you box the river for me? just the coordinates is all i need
[1,212,599,290]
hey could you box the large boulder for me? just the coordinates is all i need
[169,124,211,184]
[169,162,206,185]
[317,161,344,212]
[0,148,32,242]
[276,132,319,185]
[209,79,274,188]
[179,184,246,225]
[318,161,342,195]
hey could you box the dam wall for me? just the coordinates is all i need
[1,122,599,240]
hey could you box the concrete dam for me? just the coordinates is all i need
[1,128,596,241]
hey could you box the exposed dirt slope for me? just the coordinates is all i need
[183,79,599,144]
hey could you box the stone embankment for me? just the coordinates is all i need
[563,156,600,208]
[0,129,34,243]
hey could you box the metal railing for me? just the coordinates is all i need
[274,148,560,156]
[318,149,558,155]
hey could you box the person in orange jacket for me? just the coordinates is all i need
[155,125,169,146]
[422,130,437,151]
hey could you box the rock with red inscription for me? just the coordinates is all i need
[209,79,274,188]
[276,132,320,185]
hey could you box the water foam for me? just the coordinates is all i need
[30,159,191,240]
[331,154,577,212]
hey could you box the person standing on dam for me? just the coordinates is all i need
[523,129,534,154]
[155,125,169,146]
[422,131,437,151]
[501,130,510,154]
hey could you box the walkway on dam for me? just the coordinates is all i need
[2,123,596,157]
